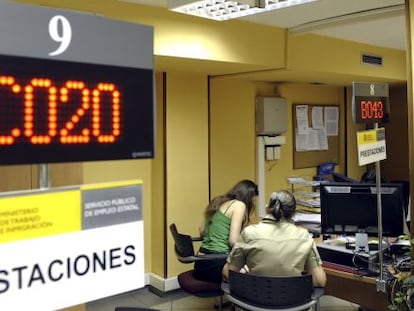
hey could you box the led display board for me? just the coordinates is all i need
[352,82,390,124]
[0,1,154,165]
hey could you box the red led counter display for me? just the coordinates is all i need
[0,77,121,145]
[359,100,384,120]
[353,96,389,124]
[0,55,154,165]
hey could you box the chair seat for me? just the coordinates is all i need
[169,224,224,310]
[178,270,223,297]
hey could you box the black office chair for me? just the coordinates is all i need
[222,271,324,311]
[169,223,228,310]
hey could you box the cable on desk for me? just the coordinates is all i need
[350,252,370,276]
[351,252,368,266]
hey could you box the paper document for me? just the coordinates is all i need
[296,105,309,134]
[312,106,324,129]
[324,106,339,136]
[297,198,320,208]
[293,212,321,224]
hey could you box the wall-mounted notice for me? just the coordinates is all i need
[295,105,338,152]
[0,180,144,311]
[292,104,340,169]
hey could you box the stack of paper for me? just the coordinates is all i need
[293,212,321,224]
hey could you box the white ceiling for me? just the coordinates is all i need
[121,0,407,50]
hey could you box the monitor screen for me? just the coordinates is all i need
[320,182,404,237]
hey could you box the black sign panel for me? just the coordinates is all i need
[0,1,154,165]
[352,82,390,124]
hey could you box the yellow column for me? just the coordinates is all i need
[405,0,414,235]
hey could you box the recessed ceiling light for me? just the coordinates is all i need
[168,0,318,21]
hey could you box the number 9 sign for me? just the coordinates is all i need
[48,15,72,56]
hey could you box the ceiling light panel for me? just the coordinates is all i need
[168,0,318,21]
[169,0,262,21]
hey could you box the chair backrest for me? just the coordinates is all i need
[228,271,313,308]
[169,223,196,262]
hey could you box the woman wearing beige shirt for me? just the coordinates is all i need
[223,190,326,287]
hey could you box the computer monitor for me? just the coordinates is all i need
[320,182,404,237]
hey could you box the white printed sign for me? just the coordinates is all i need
[357,128,386,166]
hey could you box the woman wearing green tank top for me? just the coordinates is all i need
[194,179,258,283]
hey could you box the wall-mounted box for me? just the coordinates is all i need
[256,96,287,136]
[263,135,286,146]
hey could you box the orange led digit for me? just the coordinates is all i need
[92,83,120,143]
[0,75,21,145]
[60,80,91,144]
[376,101,384,118]
[24,78,55,144]
[360,101,368,119]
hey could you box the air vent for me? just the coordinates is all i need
[361,53,383,66]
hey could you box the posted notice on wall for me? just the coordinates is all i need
[295,105,338,152]
[0,180,144,311]
[357,128,387,166]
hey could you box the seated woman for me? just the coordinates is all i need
[194,179,258,284]
[222,190,326,287]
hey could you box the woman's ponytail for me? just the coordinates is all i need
[267,190,296,221]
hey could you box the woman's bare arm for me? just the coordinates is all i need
[227,201,246,246]
[198,219,205,237]
[310,266,327,287]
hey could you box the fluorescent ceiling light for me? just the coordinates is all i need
[168,0,318,21]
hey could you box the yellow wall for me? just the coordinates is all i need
[287,34,406,83]
[165,72,210,277]
[406,0,414,231]
[151,72,167,277]
[209,77,257,197]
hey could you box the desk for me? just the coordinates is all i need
[323,262,389,311]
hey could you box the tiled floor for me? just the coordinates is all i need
[86,286,361,311]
